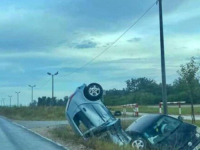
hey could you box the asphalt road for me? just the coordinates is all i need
[0,116,67,150]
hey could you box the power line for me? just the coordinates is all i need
[36,77,51,90]
[61,1,157,77]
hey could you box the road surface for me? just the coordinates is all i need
[0,116,67,150]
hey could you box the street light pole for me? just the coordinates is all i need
[2,98,5,106]
[158,0,168,115]
[15,92,20,107]
[47,72,58,106]
[8,95,12,107]
[29,85,36,104]
[52,75,54,100]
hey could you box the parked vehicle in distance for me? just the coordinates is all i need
[114,111,122,116]
[65,83,131,146]
[126,114,200,150]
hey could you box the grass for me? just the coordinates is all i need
[0,105,200,122]
[109,105,200,115]
[50,125,134,150]
[50,119,200,150]
[0,106,66,120]
[185,120,200,127]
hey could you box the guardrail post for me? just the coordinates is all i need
[123,105,126,115]
[159,102,162,114]
[179,102,181,116]
[135,103,139,117]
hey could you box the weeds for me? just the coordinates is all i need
[50,126,134,150]
[0,106,66,120]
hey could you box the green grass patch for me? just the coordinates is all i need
[0,106,66,120]
[109,105,200,115]
[184,120,200,127]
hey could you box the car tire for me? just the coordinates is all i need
[84,83,103,101]
[131,138,146,150]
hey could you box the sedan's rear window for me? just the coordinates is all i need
[126,115,161,133]
[143,116,181,145]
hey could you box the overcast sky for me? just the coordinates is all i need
[0,0,200,105]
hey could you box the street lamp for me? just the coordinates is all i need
[1,98,5,106]
[29,85,36,104]
[47,71,58,105]
[8,95,12,107]
[15,92,20,107]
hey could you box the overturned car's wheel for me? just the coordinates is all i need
[84,83,103,101]
[131,138,146,150]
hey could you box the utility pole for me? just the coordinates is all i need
[15,92,20,107]
[2,98,5,106]
[158,0,167,115]
[8,95,12,107]
[29,85,36,104]
[47,72,58,106]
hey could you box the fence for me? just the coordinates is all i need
[159,101,186,115]
[122,103,139,117]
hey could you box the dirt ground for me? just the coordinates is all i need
[32,126,91,150]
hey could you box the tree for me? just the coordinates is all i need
[51,97,57,106]
[57,99,65,106]
[46,97,51,106]
[177,57,200,123]
[37,96,47,106]
[125,77,161,95]
[29,100,37,107]
[64,96,69,105]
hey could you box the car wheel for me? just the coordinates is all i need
[131,138,146,150]
[84,83,103,101]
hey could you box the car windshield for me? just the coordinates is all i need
[143,116,181,145]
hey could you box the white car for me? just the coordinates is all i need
[65,83,131,146]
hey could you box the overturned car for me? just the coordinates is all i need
[65,83,131,146]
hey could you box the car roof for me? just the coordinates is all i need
[126,114,163,133]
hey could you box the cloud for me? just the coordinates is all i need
[127,37,142,43]
[72,40,98,49]
[0,0,194,53]
[174,47,188,50]
[0,0,200,105]
[0,0,160,53]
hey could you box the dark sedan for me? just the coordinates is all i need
[114,111,122,116]
[126,114,200,150]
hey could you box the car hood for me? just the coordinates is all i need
[156,122,197,150]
